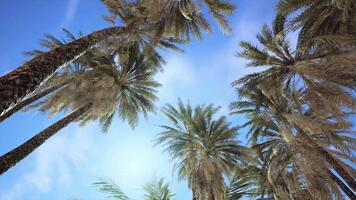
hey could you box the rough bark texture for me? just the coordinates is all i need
[328,170,356,200]
[0,103,92,175]
[0,81,68,122]
[192,190,197,200]
[298,129,356,191]
[0,26,123,117]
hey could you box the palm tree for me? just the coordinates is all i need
[94,178,174,200]
[156,99,244,200]
[230,87,355,199]
[0,52,160,175]
[0,0,235,118]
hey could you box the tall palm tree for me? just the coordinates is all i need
[94,178,174,200]
[156,100,244,200]
[0,0,235,118]
[230,87,355,199]
[0,52,160,175]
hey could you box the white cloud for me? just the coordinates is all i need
[156,54,196,102]
[221,17,266,82]
[233,19,261,43]
[61,0,81,27]
[1,124,94,200]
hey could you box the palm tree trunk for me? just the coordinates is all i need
[0,103,92,175]
[0,26,124,117]
[298,128,356,191]
[327,170,356,200]
[0,81,68,122]
[192,190,197,200]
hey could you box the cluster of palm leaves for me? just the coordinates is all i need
[156,100,245,200]
[94,178,174,200]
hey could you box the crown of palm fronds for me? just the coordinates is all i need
[31,51,160,131]
[235,15,296,92]
[103,0,235,43]
[276,0,356,91]
[233,83,355,157]
[156,99,244,200]
[277,0,356,89]
[94,178,174,200]
[143,178,175,200]
[278,0,356,45]
[235,14,356,121]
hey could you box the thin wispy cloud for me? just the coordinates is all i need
[61,0,81,27]
[1,125,94,200]
[156,54,196,103]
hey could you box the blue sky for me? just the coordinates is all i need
[0,0,279,199]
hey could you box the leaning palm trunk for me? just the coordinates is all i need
[0,103,92,175]
[192,191,197,200]
[327,170,355,199]
[0,26,124,117]
[0,81,68,122]
[298,128,356,191]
